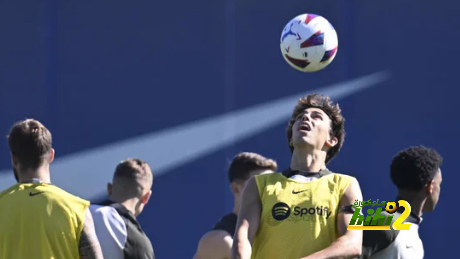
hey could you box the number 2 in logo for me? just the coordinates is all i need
[392,200,412,230]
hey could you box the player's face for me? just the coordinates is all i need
[291,108,336,151]
[423,169,442,212]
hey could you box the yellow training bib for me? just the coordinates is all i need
[251,170,353,259]
[0,183,89,259]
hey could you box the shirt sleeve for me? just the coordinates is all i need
[360,228,400,259]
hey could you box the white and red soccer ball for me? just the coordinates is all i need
[280,13,338,72]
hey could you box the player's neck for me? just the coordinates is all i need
[17,166,51,184]
[118,199,139,217]
[397,191,424,218]
[290,148,327,172]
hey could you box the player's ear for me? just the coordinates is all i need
[141,190,152,205]
[325,135,338,148]
[426,180,435,195]
[48,149,55,164]
[107,182,113,196]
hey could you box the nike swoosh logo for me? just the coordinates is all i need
[29,191,44,196]
[292,190,308,194]
[0,71,390,200]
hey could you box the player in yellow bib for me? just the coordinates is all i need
[232,94,363,259]
[0,119,103,259]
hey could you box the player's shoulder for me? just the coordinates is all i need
[365,221,399,242]
[324,171,360,197]
[89,204,127,233]
[254,170,280,179]
[328,170,356,180]
[254,171,286,184]
[326,170,357,185]
[361,226,400,259]
[195,229,232,259]
[0,184,19,197]
[46,184,90,207]
[198,229,233,252]
[89,203,113,215]
[46,184,86,199]
[201,229,232,241]
[252,171,285,190]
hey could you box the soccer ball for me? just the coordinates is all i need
[280,13,338,72]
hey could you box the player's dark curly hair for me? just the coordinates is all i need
[390,145,443,191]
[286,93,345,164]
[228,152,278,183]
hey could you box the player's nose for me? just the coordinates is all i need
[302,113,310,121]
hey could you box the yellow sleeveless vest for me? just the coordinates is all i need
[0,183,89,259]
[251,171,354,259]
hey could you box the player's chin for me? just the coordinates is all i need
[422,203,436,212]
[293,136,314,147]
[297,130,310,135]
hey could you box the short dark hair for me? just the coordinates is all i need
[228,152,277,183]
[390,146,443,191]
[286,94,345,164]
[113,158,153,198]
[8,119,52,170]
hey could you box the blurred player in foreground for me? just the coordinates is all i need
[90,158,155,259]
[361,145,443,259]
[0,119,103,259]
[193,152,277,259]
[233,94,363,259]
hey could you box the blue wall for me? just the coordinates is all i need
[0,0,457,258]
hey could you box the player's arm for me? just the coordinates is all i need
[231,177,261,259]
[300,178,363,259]
[193,230,233,259]
[79,208,104,259]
